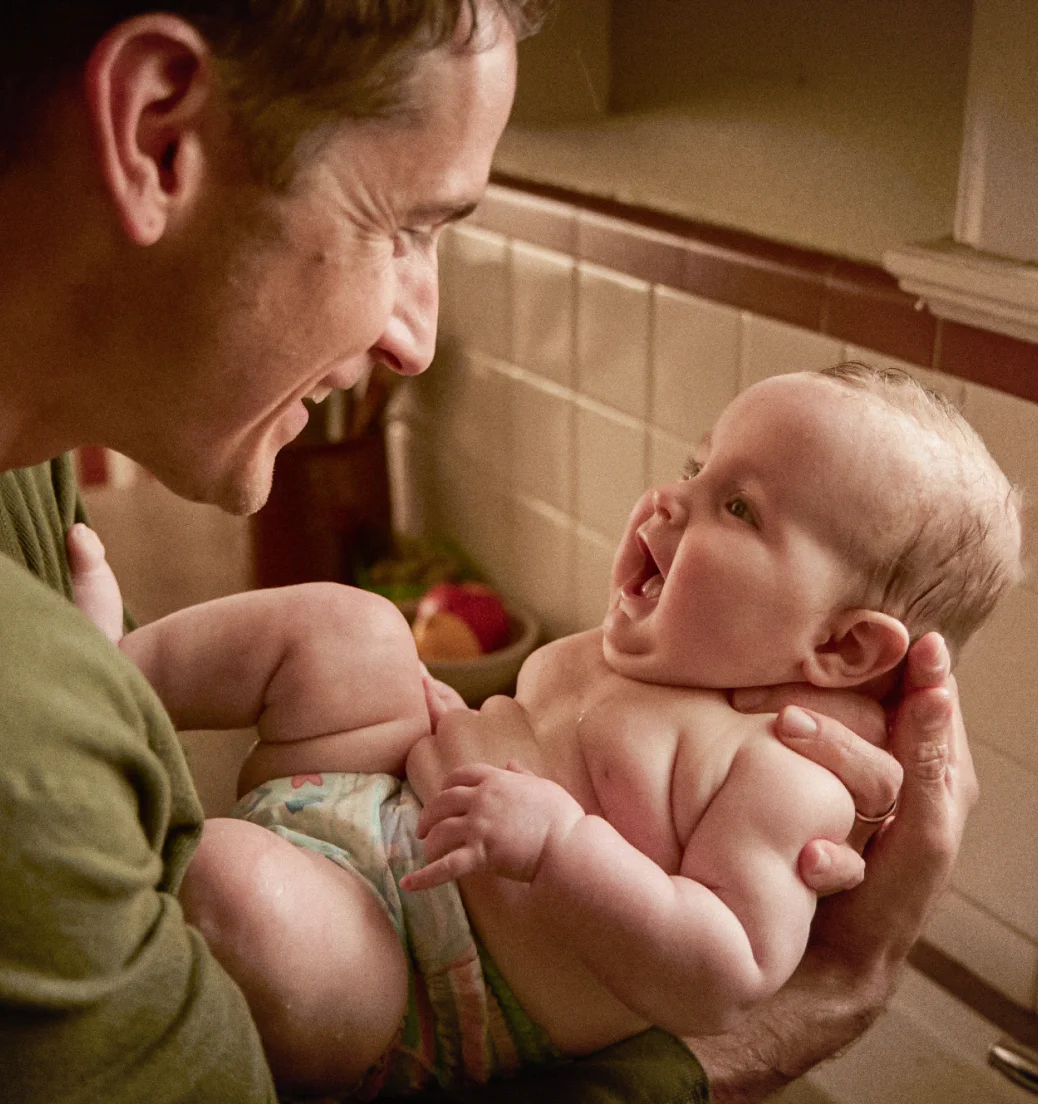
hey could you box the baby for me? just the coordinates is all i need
[70,363,1022,1098]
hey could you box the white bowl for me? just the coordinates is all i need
[424,604,540,706]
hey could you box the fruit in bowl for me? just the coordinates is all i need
[408,582,540,705]
[412,582,511,662]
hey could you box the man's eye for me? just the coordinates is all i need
[726,498,757,526]
[682,459,703,479]
[394,226,437,259]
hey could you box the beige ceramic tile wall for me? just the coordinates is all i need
[412,195,1038,1011]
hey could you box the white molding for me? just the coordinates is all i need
[954,0,1038,264]
[883,239,1038,345]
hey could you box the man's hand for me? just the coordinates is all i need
[401,761,583,892]
[732,672,902,894]
[691,632,977,1103]
[807,632,976,963]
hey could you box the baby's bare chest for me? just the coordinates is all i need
[518,635,745,871]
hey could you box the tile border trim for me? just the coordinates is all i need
[909,939,1038,1052]
[482,173,1038,405]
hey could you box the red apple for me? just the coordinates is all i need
[414,582,511,656]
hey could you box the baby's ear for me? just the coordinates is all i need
[803,610,910,688]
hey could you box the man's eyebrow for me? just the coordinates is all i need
[405,201,479,225]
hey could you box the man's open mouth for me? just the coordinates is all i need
[621,534,664,601]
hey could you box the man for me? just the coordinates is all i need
[0,2,975,1101]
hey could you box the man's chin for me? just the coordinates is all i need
[213,469,274,516]
[148,456,275,517]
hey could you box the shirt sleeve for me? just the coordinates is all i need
[0,564,276,1103]
[420,1030,710,1104]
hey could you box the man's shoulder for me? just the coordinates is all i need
[0,550,92,647]
[0,554,169,752]
[0,454,83,595]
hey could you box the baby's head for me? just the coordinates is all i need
[603,363,1022,691]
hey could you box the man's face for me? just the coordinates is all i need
[133,16,517,513]
[602,375,912,689]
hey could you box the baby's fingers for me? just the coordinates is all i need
[415,787,474,839]
[401,846,482,892]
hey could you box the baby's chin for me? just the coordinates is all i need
[599,633,709,689]
[599,626,785,691]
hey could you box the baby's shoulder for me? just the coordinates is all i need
[719,711,857,847]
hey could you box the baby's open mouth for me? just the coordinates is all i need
[622,536,664,601]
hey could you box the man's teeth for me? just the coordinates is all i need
[640,574,663,600]
[307,389,332,404]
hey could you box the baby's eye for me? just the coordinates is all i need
[727,497,757,527]
[682,458,703,480]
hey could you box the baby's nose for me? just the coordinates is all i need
[652,486,689,526]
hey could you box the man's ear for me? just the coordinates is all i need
[84,15,214,246]
[803,609,910,688]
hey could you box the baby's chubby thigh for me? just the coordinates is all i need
[179,817,408,1096]
[242,583,432,791]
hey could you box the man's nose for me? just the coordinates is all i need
[652,484,690,527]
[373,251,439,377]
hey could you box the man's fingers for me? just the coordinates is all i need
[890,681,977,841]
[798,840,865,896]
[815,670,975,963]
[901,632,951,694]
[774,706,903,820]
[732,684,887,747]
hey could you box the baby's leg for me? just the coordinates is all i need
[66,523,124,643]
[179,818,408,1096]
[237,584,430,794]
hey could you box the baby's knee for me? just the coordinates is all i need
[178,818,275,944]
[286,583,415,657]
[182,817,409,1096]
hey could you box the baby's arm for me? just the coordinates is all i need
[409,716,855,1036]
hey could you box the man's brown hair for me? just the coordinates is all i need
[1,0,553,183]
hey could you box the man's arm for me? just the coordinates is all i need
[0,567,277,1103]
[691,633,975,1102]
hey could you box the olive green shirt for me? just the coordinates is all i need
[0,457,276,1102]
[0,457,709,1103]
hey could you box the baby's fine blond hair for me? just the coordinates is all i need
[819,362,1023,659]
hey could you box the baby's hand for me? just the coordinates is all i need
[401,761,583,892]
[419,664,467,730]
[66,523,124,644]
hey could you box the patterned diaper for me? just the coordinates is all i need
[231,771,562,1097]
